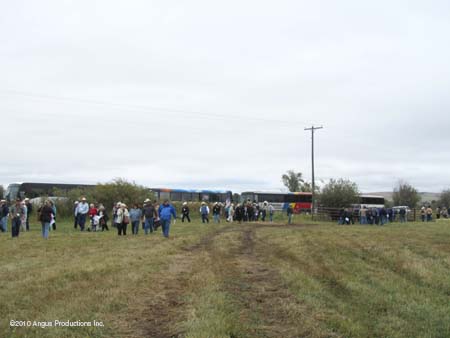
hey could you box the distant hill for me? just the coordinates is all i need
[366,192,441,203]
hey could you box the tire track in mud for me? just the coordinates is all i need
[130,226,237,338]
[133,222,330,338]
[210,225,331,338]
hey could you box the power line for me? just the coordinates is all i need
[0,88,320,127]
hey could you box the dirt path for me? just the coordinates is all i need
[209,225,322,338]
[133,223,329,338]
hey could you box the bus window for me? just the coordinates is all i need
[159,192,170,201]
[181,192,192,201]
[170,192,182,201]
[209,194,220,202]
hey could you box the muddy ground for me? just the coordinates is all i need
[129,223,326,338]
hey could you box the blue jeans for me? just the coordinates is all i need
[269,213,273,222]
[288,214,292,224]
[161,218,171,238]
[144,218,154,234]
[0,216,7,232]
[12,218,21,237]
[400,215,406,223]
[42,222,50,239]
[132,221,140,235]
[213,214,220,223]
[360,216,367,224]
[201,214,209,223]
[78,214,87,231]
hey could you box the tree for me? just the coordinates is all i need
[282,170,305,192]
[318,178,359,208]
[438,189,450,208]
[92,178,150,210]
[51,178,150,218]
[0,185,4,199]
[392,181,420,208]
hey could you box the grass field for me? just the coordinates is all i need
[1,216,450,338]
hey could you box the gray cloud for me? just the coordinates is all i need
[1,0,450,193]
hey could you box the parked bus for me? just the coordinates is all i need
[150,188,232,203]
[240,191,312,213]
[355,194,385,209]
[4,182,95,201]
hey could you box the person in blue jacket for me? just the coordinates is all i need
[158,200,176,238]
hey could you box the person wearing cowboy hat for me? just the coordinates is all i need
[75,197,89,231]
[115,203,130,236]
[10,198,26,238]
[142,199,158,234]
[199,201,210,224]
[181,202,190,223]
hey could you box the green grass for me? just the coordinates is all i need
[1,217,450,337]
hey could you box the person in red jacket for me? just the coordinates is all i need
[88,203,98,231]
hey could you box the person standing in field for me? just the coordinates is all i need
[399,207,407,223]
[254,203,260,221]
[88,203,98,231]
[234,204,244,223]
[212,202,221,223]
[0,200,9,232]
[24,198,32,231]
[372,207,380,225]
[38,200,54,239]
[98,204,109,231]
[200,202,210,223]
[158,200,176,238]
[436,207,441,220]
[20,200,27,232]
[227,203,234,222]
[359,206,367,225]
[142,199,157,234]
[117,203,130,236]
[426,206,433,222]
[247,203,254,222]
[181,202,191,223]
[129,203,142,235]
[379,207,387,225]
[10,198,25,238]
[261,201,268,222]
[73,201,79,229]
[287,204,294,224]
[420,206,426,222]
[76,197,89,231]
[268,203,275,222]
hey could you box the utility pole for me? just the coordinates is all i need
[304,125,323,219]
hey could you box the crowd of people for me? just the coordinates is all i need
[5,195,446,239]
[337,205,450,225]
[0,197,282,239]
[0,197,57,239]
[72,198,279,236]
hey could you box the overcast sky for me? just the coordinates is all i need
[1,0,450,193]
